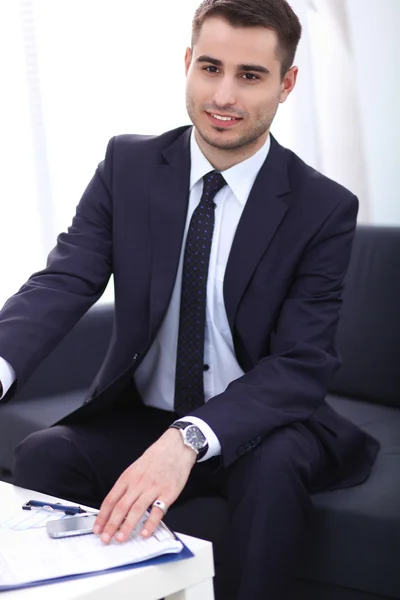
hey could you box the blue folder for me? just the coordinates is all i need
[0,535,194,592]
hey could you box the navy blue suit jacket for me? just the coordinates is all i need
[0,126,378,487]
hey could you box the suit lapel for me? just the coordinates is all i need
[224,135,291,331]
[148,130,291,340]
[148,128,192,340]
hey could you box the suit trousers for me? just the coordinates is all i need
[13,396,329,600]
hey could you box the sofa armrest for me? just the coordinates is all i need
[0,304,114,472]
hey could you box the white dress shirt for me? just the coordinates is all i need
[0,129,271,462]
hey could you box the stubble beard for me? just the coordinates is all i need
[186,94,280,152]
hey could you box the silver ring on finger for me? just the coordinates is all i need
[152,499,168,515]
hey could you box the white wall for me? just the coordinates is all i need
[345,0,400,225]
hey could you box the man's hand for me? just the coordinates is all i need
[93,428,197,543]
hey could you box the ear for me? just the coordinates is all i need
[185,47,193,76]
[279,66,298,103]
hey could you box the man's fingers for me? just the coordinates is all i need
[98,489,141,543]
[93,483,127,535]
[140,503,169,539]
[114,494,155,542]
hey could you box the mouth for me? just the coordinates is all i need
[205,111,242,129]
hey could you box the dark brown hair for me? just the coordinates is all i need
[192,0,302,79]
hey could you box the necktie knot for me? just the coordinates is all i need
[202,171,226,204]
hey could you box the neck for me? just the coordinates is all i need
[194,129,269,171]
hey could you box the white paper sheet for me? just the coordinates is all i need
[0,506,68,531]
[0,514,183,587]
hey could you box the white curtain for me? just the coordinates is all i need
[0,0,375,307]
[306,0,370,221]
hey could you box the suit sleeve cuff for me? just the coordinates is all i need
[179,416,221,462]
[0,356,16,400]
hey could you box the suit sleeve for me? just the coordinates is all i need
[0,138,116,400]
[191,193,359,468]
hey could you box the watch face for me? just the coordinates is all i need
[186,426,207,450]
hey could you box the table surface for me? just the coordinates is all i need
[0,482,214,600]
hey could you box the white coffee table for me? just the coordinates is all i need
[0,482,215,600]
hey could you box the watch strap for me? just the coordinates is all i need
[169,421,193,431]
[194,444,208,461]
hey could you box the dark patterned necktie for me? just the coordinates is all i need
[174,171,227,415]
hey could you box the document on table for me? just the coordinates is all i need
[0,506,68,531]
[0,513,188,590]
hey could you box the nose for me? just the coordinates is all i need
[213,77,236,108]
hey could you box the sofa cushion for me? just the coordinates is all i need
[296,394,400,598]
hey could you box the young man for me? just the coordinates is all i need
[0,0,378,598]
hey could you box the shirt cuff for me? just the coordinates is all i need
[178,416,221,462]
[0,356,16,400]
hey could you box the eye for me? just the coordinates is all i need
[203,66,220,74]
[241,73,260,81]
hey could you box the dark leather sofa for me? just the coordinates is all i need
[0,225,399,599]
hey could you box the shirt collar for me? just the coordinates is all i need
[189,127,271,206]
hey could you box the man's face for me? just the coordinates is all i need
[185,17,297,156]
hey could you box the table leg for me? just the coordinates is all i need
[166,578,215,600]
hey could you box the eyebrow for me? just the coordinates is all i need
[196,54,270,75]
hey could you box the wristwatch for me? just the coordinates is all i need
[169,421,209,460]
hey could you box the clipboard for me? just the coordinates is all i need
[0,516,194,592]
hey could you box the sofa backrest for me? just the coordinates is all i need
[15,226,400,409]
[329,225,400,407]
[15,303,114,400]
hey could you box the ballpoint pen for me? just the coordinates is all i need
[22,499,98,516]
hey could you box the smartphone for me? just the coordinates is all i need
[46,514,97,538]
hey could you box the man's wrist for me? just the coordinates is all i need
[165,428,198,464]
